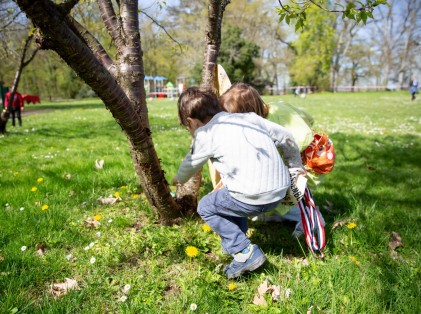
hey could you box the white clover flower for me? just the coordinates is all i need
[90,256,96,264]
[66,254,73,261]
[20,207,24,211]
[84,246,90,251]
[96,232,102,238]
[119,295,127,302]
[122,284,131,294]
[108,219,113,223]
[190,303,197,311]
[89,242,95,248]
[21,246,27,252]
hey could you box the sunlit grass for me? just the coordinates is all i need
[0,92,420,313]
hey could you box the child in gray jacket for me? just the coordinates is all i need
[172,87,303,278]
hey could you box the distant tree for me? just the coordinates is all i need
[288,6,336,90]
[218,25,260,85]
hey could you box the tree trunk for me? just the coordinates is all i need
[14,0,184,224]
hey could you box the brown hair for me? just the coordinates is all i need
[177,87,222,126]
[219,83,269,118]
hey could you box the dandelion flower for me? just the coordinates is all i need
[202,224,212,232]
[190,303,197,311]
[228,283,237,291]
[93,214,102,221]
[349,255,360,265]
[185,246,199,258]
[41,205,49,211]
[122,284,131,294]
[21,246,27,252]
[119,295,127,302]
[132,194,140,199]
[90,256,96,264]
[120,186,127,189]
[347,222,357,229]
[37,177,43,183]
[113,191,120,198]
[31,187,38,192]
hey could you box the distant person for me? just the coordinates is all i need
[172,87,303,278]
[5,90,24,126]
[409,77,419,101]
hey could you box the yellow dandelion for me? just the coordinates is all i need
[31,187,38,192]
[120,186,127,189]
[113,191,120,198]
[347,222,357,229]
[349,255,360,265]
[185,246,199,257]
[37,177,43,183]
[202,224,212,232]
[93,214,102,221]
[132,194,140,199]
[228,283,237,291]
[41,205,49,211]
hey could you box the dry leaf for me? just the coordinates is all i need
[49,278,79,297]
[257,279,269,295]
[97,196,120,205]
[36,243,46,255]
[307,305,313,314]
[84,217,101,228]
[284,288,291,299]
[253,293,268,307]
[95,159,104,170]
[270,285,281,301]
[389,232,402,250]
[332,218,352,230]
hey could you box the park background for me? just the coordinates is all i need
[1,0,421,313]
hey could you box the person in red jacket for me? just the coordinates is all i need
[5,91,24,126]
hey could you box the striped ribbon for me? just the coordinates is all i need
[298,187,326,258]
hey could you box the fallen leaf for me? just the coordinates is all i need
[36,243,46,255]
[389,232,402,250]
[257,279,269,296]
[332,218,352,230]
[84,217,101,228]
[253,293,267,307]
[95,159,104,170]
[270,285,281,301]
[307,305,313,314]
[284,288,291,299]
[97,196,120,205]
[49,278,80,297]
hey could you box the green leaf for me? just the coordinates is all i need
[360,11,368,24]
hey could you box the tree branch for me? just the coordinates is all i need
[97,0,123,47]
[139,10,183,53]
[67,15,116,76]
[58,0,80,15]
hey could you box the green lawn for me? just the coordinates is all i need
[0,92,420,313]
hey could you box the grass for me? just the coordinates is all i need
[0,91,420,313]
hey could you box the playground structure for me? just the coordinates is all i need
[144,76,177,98]
[144,75,193,98]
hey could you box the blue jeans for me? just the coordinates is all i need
[198,187,281,255]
